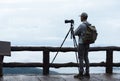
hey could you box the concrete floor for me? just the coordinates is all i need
[0,73,120,81]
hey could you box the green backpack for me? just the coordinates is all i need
[82,23,98,44]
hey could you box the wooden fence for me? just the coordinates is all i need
[2,46,120,75]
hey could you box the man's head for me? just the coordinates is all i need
[80,12,88,22]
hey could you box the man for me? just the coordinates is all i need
[74,12,90,78]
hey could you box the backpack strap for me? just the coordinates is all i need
[84,23,91,27]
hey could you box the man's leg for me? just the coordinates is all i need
[84,44,90,77]
[78,44,84,74]
[74,44,84,78]
[84,50,89,73]
[0,56,4,77]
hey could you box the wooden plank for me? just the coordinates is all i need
[11,46,120,52]
[4,62,120,68]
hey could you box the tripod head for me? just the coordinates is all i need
[65,19,74,28]
[65,19,75,39]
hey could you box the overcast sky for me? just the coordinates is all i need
[0,0,120,47]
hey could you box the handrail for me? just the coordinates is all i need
[11,46,120,51]
[2,46,120,75]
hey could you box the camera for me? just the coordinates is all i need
[65,19,74,24]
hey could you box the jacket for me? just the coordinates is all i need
[74,21,91,44]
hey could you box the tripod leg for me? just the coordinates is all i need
[51,28,71,63]
[72,37,80,73]
[71,26,81,73]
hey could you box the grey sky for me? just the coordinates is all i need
[0,0,120,46]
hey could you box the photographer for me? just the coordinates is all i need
[74,12,91,78]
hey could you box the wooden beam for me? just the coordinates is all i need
[43,50,49,75]
[106,50,113,74]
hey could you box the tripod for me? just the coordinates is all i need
[51,22,80,72]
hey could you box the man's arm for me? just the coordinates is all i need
[74,25,82,36]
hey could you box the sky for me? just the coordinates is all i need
[0,0,120,47]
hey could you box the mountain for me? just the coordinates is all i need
[3,67,59,75]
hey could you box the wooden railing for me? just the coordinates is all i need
[2,46,120,75]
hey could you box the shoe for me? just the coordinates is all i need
[84,73,90,78]
[74,74,83,79]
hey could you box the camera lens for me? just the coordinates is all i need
[65,19,74,24]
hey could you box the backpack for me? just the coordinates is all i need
[82,23,98,44]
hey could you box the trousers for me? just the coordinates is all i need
[77,43,89,74]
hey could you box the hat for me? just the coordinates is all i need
[80,12,88,17]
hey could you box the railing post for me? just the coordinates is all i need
[106,50,113,74]
[0,56,4,77]
[43,49,49,75]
